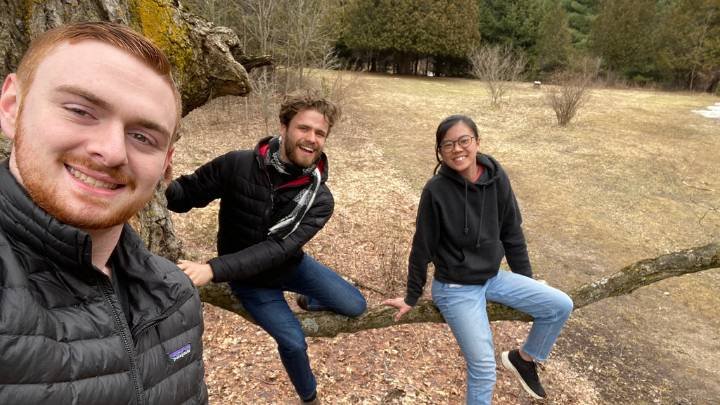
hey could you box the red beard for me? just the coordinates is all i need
[13,123,149,230]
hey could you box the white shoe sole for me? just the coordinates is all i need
[501,351,545,401]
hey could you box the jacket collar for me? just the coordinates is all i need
[0,160,94,271]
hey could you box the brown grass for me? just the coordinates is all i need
[175,71,720,404]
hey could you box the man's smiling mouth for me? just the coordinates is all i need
[66,165,122,190]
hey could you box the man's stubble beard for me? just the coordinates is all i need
[13,121,150,230]
[283,136,320,168]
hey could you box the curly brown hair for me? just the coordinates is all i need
[278,89,341,134]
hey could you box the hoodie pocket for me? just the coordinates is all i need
[458,240,504,274]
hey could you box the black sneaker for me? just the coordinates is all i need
[501,349,547,400]
[299,390,320,404]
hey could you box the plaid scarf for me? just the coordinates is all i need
[265,136,322,239]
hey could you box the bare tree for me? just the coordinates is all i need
[237,0,347,133]
[248,69,280,135]
[545,57,600,126]
[240,0,278,56]
[469,44,526,108]
[314,47,361,110]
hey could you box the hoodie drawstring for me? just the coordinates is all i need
[475,185,486,248]
[463,179,469,235]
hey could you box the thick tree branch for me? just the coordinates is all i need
[198,242,720,337]
[0,0,253,116]
[238,55,273,73]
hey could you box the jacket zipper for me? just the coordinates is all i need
[261,164,275,227]
[99,276,145,405]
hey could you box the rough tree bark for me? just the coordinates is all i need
[198,242,720,337]
[0,138,8,161]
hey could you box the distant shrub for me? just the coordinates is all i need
[545,58,599,126]
[469,44,526,108]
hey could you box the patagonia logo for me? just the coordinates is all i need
[168,343,191,362]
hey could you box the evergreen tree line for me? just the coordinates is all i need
[183,0,720,92]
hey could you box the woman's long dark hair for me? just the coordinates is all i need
[433,115,480,174]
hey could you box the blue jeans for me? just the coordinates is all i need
[230,254,367,400]
[432,271,573,405]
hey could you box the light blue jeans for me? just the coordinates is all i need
[431,271,573,405]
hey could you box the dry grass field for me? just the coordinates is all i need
[173,71,720,404]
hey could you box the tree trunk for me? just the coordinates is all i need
[128,185,183,262]
[0,0,254,116]
[198,242,720,338]
[0,138,9,161]
[706,70,720,93]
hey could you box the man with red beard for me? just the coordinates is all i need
[0,22,207,404]
[166,91,366,404]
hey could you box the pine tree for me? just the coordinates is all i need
[562,0,598,49]
[589,0,661,83]
[658,0,720,90]
[536,0,573,73]
[477,0,543,72]
[339,0,479,75]
[477,0,542,49]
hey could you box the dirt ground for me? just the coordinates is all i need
[173,72,720,404]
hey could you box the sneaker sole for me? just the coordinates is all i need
[501,351,545,401]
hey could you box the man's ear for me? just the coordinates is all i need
[279,123,287,141]
[0,74,20,140]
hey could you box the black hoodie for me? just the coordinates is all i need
[404,154,532,306]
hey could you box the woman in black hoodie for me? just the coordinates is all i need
[384,115,573,404]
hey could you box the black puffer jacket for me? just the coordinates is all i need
[0,161,207,404]
[405,154,532,306]
[166,136,333,287]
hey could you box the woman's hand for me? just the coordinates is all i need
[382,297,413,321]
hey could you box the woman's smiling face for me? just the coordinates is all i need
[440,121,479,178]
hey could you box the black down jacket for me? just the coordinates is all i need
[166,136,333,287]
[0,161,208,404]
